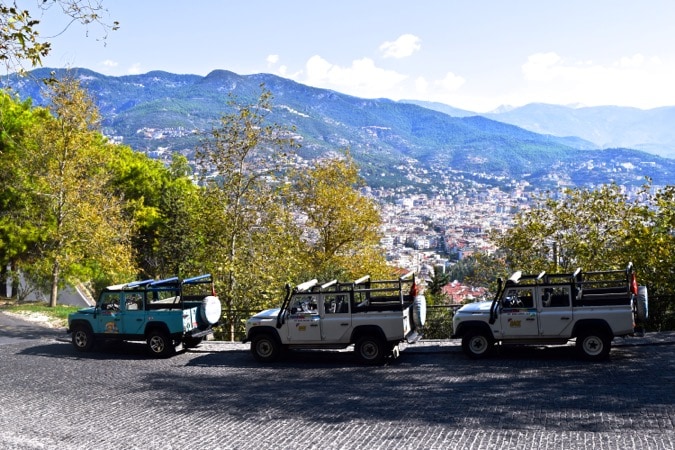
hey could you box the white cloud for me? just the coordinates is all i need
[522,52,563,81]
[127,63,143,75]
[302,55,408,97]
[617,54,644,68]
[518,52,675,109]
[415,76,429,94]
[266,54,279,65]
[102,60,118,68]
[379,34,421,59]
[435,71,465,91]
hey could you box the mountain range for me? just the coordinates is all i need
[405,100,675,159]
[3,68,675,191]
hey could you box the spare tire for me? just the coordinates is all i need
[412,294,427,330]
[201,296,222,325]
[636,286,649,322]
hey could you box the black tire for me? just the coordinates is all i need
[146,329,175,358]
[251,333,282,362]
[71,325,94,352]
[461,329,493,359]
[576,330,611,361]
[354,335,386,365]
[184,335,204,349]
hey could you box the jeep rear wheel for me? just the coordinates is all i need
[71,325,94,352]
[184,335,204,349]
[461,330,493,359]
[251,334,281,362]
[354,335,386,365]
[576,331,611,361]
[146,330,175,358]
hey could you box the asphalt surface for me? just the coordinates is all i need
[0,311,674,450]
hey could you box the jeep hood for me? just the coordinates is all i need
[456,301,492,314]
[250,308,280,319]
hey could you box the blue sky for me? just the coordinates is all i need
[30,0,675,112]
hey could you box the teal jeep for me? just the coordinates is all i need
[67,274,222,357]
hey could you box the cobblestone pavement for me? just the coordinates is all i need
[0,314,674,449]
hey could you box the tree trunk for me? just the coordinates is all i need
[49,262,59,307]
[229,312,235,342]
[10,261,18,299]
[1,264,8,298]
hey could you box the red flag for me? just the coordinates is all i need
[630,273,638,295]
[410,280,418,297]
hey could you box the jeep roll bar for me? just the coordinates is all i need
[489,277,504,325]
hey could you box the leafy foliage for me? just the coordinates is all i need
[27,77,136,306]
[0,1,118,73]
[0,90,46,295]
[290,153,393,281]
[193,87,303,339]
[492,182,675,329]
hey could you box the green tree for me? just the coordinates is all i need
[291,153,392,281]
[449,254,508,295]
[0,90,47,297]
[494,184,640,274]
[622,183,675,328]
[428,269,450,297]
[195,87,302,339]
[493,182,675,329]
[106,147,201,279]
[25,77,135,306]
[151,154,203,277]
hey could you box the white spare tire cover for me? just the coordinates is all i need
[412,294,427,329]
[636,286,649,322]
[201,296,222,325]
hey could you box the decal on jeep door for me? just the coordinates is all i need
[508,319,522,328]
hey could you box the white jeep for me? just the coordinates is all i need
[452,263,648,360]
[244,272,426,364]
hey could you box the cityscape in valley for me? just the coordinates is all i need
[368,174,650,304]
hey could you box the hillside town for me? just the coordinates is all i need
[368,178,649,305]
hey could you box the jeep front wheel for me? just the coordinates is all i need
[576,331,611,361]
[251,334,281,362]
[354,335,386,365]
[146,330,175,358]
[71,325,94,352]
[461,330,493,359]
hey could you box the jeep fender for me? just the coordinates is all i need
[350,325,387,344]
[572,319,613,339]
[453,320,493,339]
[245,326,282,344]
[68,319,93,334]
[145,322,174,339]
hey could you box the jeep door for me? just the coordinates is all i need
[286,293,322,342]
[95,291,123,335]
[537,285,573,337]
[499,287,539,337]
[118,292,146,336]
[320,293,352,342]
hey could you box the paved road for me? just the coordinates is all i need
[1,312,674,449]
